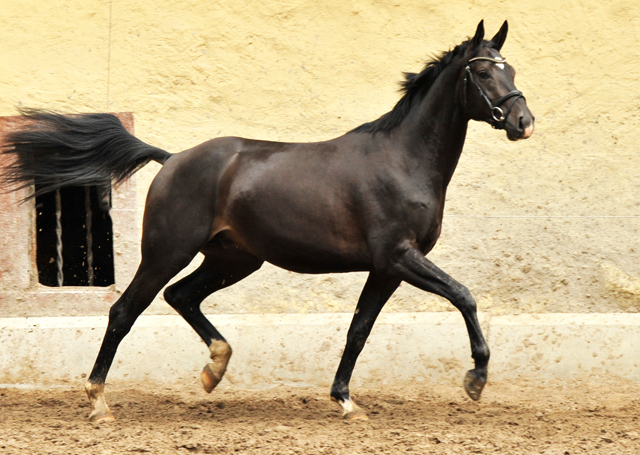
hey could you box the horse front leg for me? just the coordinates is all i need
[391,242,490,401]
[330,272,401,419]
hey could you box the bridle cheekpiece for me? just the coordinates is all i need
[463,56,524,130]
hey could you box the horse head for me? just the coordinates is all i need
[461,20,535,141]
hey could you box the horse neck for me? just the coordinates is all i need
[397,64,468,189]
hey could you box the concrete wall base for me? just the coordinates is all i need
[1,313,639,389]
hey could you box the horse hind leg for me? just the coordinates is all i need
[163,246,263,393]
[85,249,198,422]
[85,183,219,421]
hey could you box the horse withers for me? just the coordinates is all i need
[2,20,534,421]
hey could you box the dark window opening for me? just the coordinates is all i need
[35,185,115,287]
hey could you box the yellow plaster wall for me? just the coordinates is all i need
[1,0,638,315]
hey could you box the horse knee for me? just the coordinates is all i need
[345,325,372,354]
[450,284,476,313]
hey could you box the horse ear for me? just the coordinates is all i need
[490,20,509,51]
[470,20,485,49]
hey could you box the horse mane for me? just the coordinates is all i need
[350,38,473,134]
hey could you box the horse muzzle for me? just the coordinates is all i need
[505,109,535,141]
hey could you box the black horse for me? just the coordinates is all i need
[2,20,534,421]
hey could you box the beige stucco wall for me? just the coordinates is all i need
[1,0,638,316]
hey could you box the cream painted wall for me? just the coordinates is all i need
[1,0,638,314]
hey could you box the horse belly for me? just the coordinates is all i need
[223,208,372,274]
[251,228,372,274]
[265,243,373,274]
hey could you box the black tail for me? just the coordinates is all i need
[1,108,172,199]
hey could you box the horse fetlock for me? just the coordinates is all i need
[85,382,115,422]
[209,339,233,362]
[201,340,232,393]
[330,388,368,420]
[473,345,491,364]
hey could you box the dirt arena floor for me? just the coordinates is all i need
[2,378,640,454]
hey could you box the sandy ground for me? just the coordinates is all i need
[1,378,640,454]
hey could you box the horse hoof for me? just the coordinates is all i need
[201,341,232,393]
[463,370,486,401]
[343,408,369,421]
[201,363,222,393]
[335,397,368,420]
[89,409,115,423]
[85,382,114,422]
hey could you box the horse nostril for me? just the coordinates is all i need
[518,116,525,132]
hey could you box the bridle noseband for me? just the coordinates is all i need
[463,56,524,130]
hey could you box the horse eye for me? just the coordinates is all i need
[477,70,490,80]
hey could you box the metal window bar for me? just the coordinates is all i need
[52,187,98,287]
[54,189,63,286]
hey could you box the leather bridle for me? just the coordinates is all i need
[463,56,524,130]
